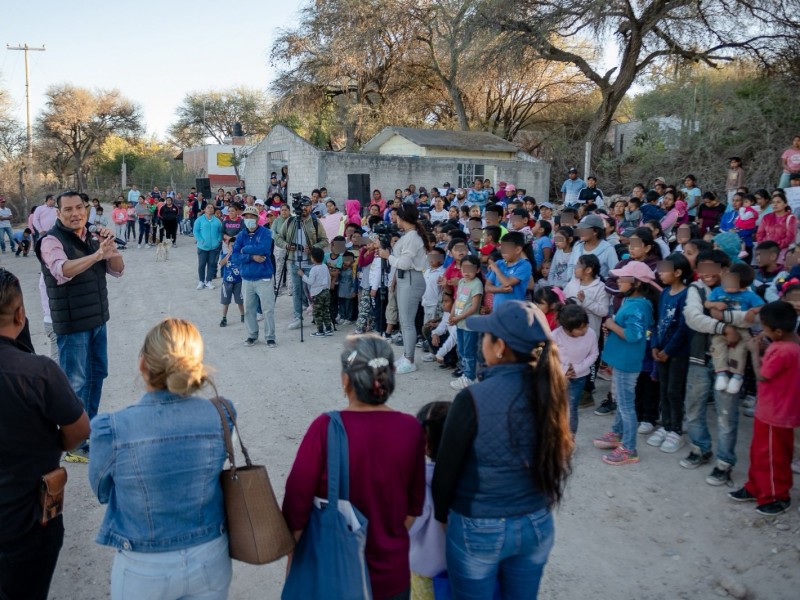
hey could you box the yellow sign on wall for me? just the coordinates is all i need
[216,152,234,167]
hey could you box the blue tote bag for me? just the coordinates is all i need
[282,411,372,600]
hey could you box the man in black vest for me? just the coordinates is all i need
[0,268,89,600]
[36,191,124,464]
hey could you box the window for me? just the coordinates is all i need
[457,163,485,189]
[268,150,288,162]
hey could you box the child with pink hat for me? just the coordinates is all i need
[592,261,661,465]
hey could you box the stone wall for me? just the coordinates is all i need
[318,152,550,204]
[245,125,551,203]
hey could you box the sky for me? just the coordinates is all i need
[0,0,305,139]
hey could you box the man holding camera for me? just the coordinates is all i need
[274,196,329,330]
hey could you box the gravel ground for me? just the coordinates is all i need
[2,232,798,600]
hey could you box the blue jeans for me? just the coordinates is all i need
[197,248,219,284]
[58,324,108,422]
[110,533,231,600]
[291,265,311,319]
[567,375,588,434]
[684,360,741,466]
[446,509,554,600]
[611,369,638,452]
[0,226,15,251]
[457,329,479,380]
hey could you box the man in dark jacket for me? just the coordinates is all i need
[233,206,276,347]
[36,191,124,463]
[0,268,90,599]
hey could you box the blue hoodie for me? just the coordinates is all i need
[232,225,274,280]
[601,296,654,373]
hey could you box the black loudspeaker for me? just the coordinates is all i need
[195,178,212,198]
[347,174,371,208]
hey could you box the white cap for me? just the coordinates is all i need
[254,198,265,206]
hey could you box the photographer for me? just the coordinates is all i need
[378,202,431,374]
[274,196,329,330]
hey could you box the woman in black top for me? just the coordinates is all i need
[432,301,571,599]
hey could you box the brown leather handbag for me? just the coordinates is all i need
[39,467,67,525]
[210,396,295,565]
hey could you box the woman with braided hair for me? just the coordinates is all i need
[283,334,426,600]
[432,300,572,599]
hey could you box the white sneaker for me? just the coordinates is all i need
[714,373,729,392]
[205,281,216,290]
[726,376,743,395]
[196,281,205,290]
[637,422,655,435]
[450,375,475,390]
[742,395,756,409]
[287,319,301,330]
[646,427,667,447]
[395,357,418,374]
[137,243,142,249]
[421,352,435,362]
[660,431,685,454]
[257,313,264,322]
[415,339,424,348]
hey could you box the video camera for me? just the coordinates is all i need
[372,222,399,250]
[290,192,310,217]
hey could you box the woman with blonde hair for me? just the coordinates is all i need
[89,318,234,600]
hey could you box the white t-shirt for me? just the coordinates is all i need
[0,207,12,228]
[429,209,449,222]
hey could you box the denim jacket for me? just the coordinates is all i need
[89,390,234,552]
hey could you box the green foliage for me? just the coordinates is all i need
[606,66,800,192]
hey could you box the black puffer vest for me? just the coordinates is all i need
[35,220,109,335]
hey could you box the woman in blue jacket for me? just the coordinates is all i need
[89,319,234,600]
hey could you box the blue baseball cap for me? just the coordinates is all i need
[465,301,551,354]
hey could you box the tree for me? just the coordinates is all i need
[36,85,142,191]
[168,87,272,147]
[492,0,799,155]
[270,0,434,150]
[0,85,25,162]
[411,0,481,131]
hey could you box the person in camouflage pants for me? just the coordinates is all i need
[355,287,373,333]
[312,288,333,334]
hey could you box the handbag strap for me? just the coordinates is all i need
[210,397,253,477]
[325,411,350,503]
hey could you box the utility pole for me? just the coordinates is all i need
[7,43,46,212]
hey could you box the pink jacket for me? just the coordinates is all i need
[345,199,362,226]
[756,212,797,250]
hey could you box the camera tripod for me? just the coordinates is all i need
[275,251,311,342]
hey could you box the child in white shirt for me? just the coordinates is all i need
[551,304,599,435]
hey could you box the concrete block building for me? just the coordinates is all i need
[242,125,550,205]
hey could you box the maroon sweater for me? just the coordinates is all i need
[283,411,426,599]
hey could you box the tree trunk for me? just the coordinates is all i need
[17,164,28,216]
[75,156,87,192]
[450,85,469,131]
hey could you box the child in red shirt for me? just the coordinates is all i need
[441,238,468,295]
[729,301,800,516]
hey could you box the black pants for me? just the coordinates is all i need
[161,220,177,243]
[138,218,150,244]
[329,284,339,324]
[656,355,689,434]
[125,220,136,240]
[635,371,660,425]
[0,516,64,600]
[423,325,458,366]
[14,240,30,256]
